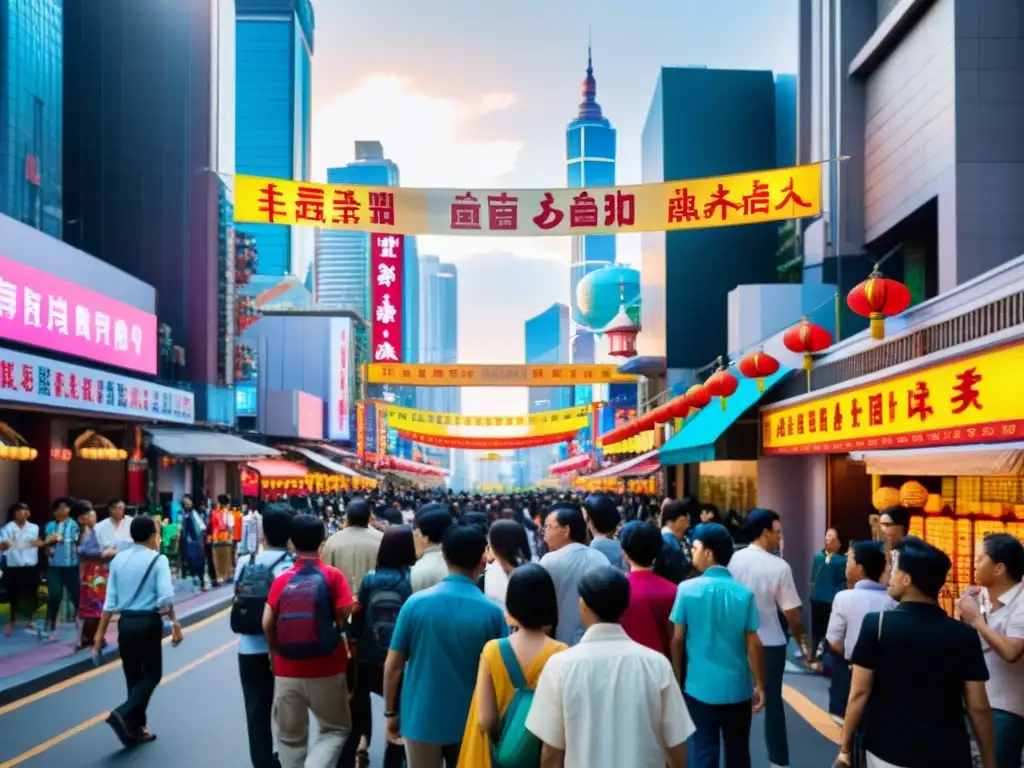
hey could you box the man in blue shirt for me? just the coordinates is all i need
[383,524,507,767]
[670,523,764,768]
[44,498,80,640]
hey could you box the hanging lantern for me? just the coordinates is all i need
[704,363,739,411]
[637,412,657,432]
[872,486,900,511]
[899,480,929,509]
[738,349,781,392]
[847,266,911,341]
[666,395,690,419]
[652,402,674,424]
[685,383,711,411]
[604,303,640,358]
[783,317,832,372]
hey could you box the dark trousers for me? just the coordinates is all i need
[205,541,218,585]
[338,662,404,768]
[828,653,851,718]
[684,694,752,768]
[46,565,80,626]
[762,645,789,766]
[993,709,1024,768]
[4,566,39,622]
[810,599,833,659]
[114,612,163,732]
[239,653,280,768]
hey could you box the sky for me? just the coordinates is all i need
[310,0,799,417]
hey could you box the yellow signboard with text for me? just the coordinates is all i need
[385,404,591,437]
[761,342,1023,454]
[234,164,821,237]
[367,363,635,387]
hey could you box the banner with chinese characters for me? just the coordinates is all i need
[234,163,821,237]
[761,342,1020,454]
[384,403,591,437]
[371,234,404,363]
[366,363,635,387]
[0,345,194,424]
[397,431,577,450]
[356,402,366,458]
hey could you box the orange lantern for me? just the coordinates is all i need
[899,480,929,509]
[783,317,832,372]
[738,349,781,392]
[652,402,674,424]
[685,383,711,411]
[873,486,900,512]
[704,367,739,411]
[847,267,911,341]
[666,395,690,420]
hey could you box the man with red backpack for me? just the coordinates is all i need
[263,514,355,768]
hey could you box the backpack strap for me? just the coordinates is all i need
[497,638,528,691]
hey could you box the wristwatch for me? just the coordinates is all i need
[384,710,399,719]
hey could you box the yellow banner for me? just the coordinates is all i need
[234,164,821,237]
[385,403,591,437]
[601,431,656,455]
[367,363,635,387]
[762,342,1022,454]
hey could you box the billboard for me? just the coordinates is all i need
[370,233,404,363]
[261,389,324,440]
[327,317,353,441]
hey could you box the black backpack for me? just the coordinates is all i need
[360,576,408,655]
[230,551,291,635]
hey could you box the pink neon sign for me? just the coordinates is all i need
[0,254,157,375]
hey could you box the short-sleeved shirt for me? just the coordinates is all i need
[728,545,801,647]
[321,524,383,597]
[825,581,897,660]
[540,543,610,645]
[0,521,40,567]
[620,570,677,656]
[233,548,295,655]
[670,566,759,705]
[590,536,626,571]
[410,546,448,593]
[267,557,354,679]
[851,601,989,767]
[44,519,80,567]
[390,574,508,745]
[981,581,1024,718]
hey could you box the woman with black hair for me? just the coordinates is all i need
[483,520,531,611]
[459,563,565,767]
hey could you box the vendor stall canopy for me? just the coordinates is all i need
[850,442,1024,477]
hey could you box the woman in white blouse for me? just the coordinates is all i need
[483,520,531,612]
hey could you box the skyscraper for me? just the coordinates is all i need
[519,303,571,486]
[566,44,616,365]
[235,0,314,280]
[418,256,459,471]
[0,0,62,236]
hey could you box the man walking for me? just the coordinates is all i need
[321,497,383,598]
[410,506,453,593]
[44,498,80,640]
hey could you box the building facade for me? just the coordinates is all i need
[417,255,459,470]
[519,303,572,485]
[0,0,62,236]
[566,47,616,365]
[235,0,314,280]
[63,0,238,422]
[640,67,792,378]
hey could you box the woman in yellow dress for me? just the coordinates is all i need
[459,563,565,768]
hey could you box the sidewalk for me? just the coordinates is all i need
[0,580,233,706]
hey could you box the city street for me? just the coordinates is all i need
[0,607,840,767]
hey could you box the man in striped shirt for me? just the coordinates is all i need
[44,498,80,640]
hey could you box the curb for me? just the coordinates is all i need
[0,591,233,708]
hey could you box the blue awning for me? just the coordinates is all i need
[659,367,791,465]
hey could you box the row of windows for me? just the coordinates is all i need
[566,124,616,163]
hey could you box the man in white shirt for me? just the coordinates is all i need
[526,566,694,768]
[410,506,453,593]
[0,502,44,635]
[94,499,134,555]
[728,508,806,768]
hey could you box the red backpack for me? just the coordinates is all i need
[274,560,340,660]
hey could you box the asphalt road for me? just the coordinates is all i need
[0,610,839,767]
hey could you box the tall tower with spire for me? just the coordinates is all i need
[566,40,616,366]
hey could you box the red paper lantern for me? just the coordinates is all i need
[738,349,781,392]
[685,384,711,411]
[666,395,690,420]
[847,267,912,340]
[704,368,739,410]
[783,318,832,372]
[652,402,674,424]
[637,412,657,431]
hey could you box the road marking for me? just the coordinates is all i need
[782,684,842,744]
[0,607,231,718]
[0,638,236,768]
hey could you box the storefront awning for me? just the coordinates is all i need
[302,442,359,460]
[589,449,661,479]
[145,428,279,461]
[378,455,447,477]
[548,453,593,476]
[287,445,362,477]
[660,367,790,466]
[246,458,309,479]
[850,442,1024,477]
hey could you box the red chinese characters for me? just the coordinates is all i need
[776,177,812,210]
[569,192,599,228]
[603,191,635,227]
[487,193,518,231]
[703,183,741,221]
[951,367,982,414]
[295,186,326,223]
[533,193,565,230]
[258,183,287,223]
[743,180,771,216]
[907,381,934,422]
[369,191,395,226]
[451,192,481,230]
[331,189,361,224]
[668,188,700,223]
[0,361,13,390]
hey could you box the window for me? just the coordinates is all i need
[566,127,582,161]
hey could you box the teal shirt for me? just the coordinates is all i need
[390,574,508,744]
[810,551,848,603]
[670,566,759,705]
[44,519,80,567]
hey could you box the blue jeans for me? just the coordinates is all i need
[684,694,752,768]
[993,709,1024,768]
[762,645,789,766]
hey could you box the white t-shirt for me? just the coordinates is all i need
[94,516,134,552]
[826,582,898,660]
[981,581,1024,718]
[728,544,802,647]
[526,622,694,768]
[0,521,40,567]
[483,562,510,610]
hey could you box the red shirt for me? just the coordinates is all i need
[267,557,354,678]
[620,570,677,657]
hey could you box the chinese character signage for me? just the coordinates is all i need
[327,317,353,440]
[0,254,158,374]
[370,234,404,364]
[761,342,1021,454]
[0,346,194,424]
[396,431,578,451]
[385,403,591,437]
[356,402,366,459]
[366,363,636,387]
[234,164,822,237]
